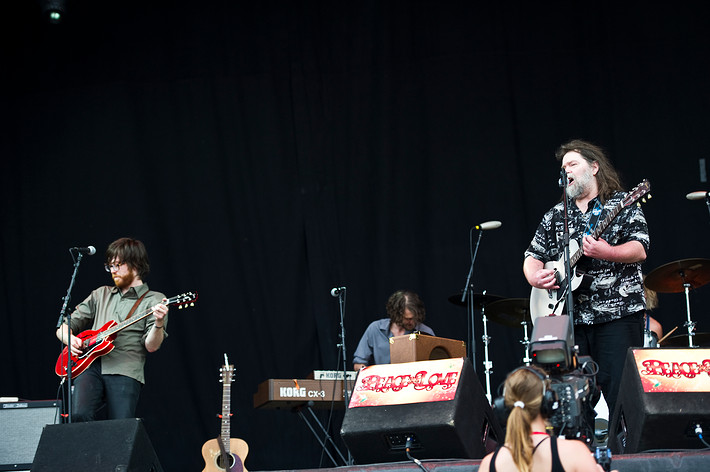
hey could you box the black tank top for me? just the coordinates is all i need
[490,436,565,472]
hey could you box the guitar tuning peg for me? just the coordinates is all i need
[190,302,194,307]
[178,304,183,309]
[637,202,641,207]
[641,197,646,203]
[648,193,652,199]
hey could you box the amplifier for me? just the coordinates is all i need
[0,400,61,471]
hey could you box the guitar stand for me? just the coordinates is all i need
[293,403,349,467]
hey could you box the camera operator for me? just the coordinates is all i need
[479,366,615,472]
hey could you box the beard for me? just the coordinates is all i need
[566,167,593,200]
[113,270,136,290]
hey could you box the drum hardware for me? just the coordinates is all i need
[486,297,533,367]
[449,291,504,404]
[481,302,493,404]
[448,291,504,309]
[520,319,532,365]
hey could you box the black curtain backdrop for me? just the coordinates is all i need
[3,1,710,470]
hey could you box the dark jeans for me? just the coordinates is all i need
[574,311,643,423]
[71,359,142,422]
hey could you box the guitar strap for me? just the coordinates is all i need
[583,200,604,236]
[125,291,149,321]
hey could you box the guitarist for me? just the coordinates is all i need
[55,237,169,422]
[523,139,649,422]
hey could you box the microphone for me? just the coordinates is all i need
[71,246,96,255]
[687,191,710,201]
[474,221,502,231]
[330,287,346,297]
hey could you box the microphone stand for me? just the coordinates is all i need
[55,248,85,423]
[559,169,576,338]
[460,226,485,370]
[336,289,351,407]
[335,289,353,465]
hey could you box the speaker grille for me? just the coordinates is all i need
[0,400,61,471]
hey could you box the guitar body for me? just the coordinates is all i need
[201,437,249,472]
[54,320,118,378]
[530,239,592,323]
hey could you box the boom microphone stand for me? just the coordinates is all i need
[460,226,483,369]
[334,287,353,465]
[334,288,350,408]
[55,248,87,423]
[460,221,501,371]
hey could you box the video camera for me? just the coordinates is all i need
[529,314,599,445]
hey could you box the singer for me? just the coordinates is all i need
[522,139,649,421]
[55,237,169,422]
[352,290,435,370]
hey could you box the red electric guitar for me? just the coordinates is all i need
[55,291,198,379]
[201,355,249,472]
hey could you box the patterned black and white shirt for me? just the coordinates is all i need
[525,191,650,325]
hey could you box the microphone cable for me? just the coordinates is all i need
[405,436,428,472]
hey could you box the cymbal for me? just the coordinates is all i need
[661,332,710,348]
[485,298,532,328]
[448,292,505,309]
[644,258,710,293]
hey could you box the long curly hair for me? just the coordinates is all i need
[555,139,623,203]
[386,290,426,326]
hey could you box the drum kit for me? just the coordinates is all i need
[448,291,533,400]
[644,257,710,348]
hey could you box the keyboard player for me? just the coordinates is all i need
[352,290,435,371]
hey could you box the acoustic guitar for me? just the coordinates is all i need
[55,292,198,379]
[202,354,249,472]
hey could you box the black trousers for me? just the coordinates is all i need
[71,359,143,422]
[574,312,644,423]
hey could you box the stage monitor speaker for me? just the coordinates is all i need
[609,348,710,454]
[0,400,61,471]
[31,418,163,472]
[340,358,502,464]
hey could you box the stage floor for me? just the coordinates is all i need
[255,449,710,472]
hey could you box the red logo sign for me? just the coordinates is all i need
[348,358,464,407]
[633,349,710,393]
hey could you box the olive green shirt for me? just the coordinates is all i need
[69,283,168,384]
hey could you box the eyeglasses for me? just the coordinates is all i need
[104,262,125,272]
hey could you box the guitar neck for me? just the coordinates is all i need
[97,306,156,342]
[568,199,624,267]
[221,369,232,452]
[89,292,196,345]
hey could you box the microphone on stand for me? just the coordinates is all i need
[687,191,710,201]
[474,221,502,231]
[70,246,96,255]
[331,287,346,297]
